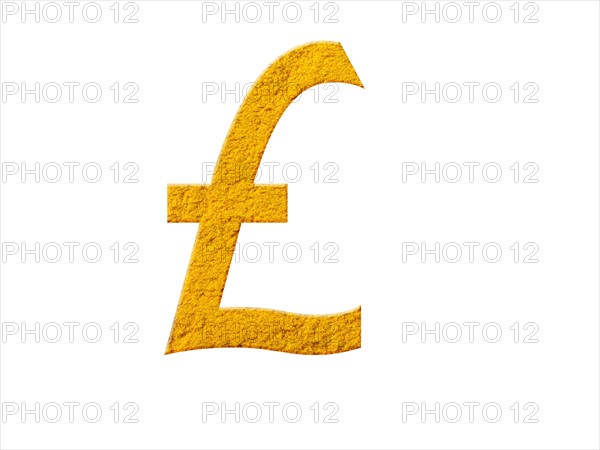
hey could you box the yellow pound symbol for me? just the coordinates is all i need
[166,42,363,355]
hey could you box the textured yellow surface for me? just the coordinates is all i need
[166,42,363,355]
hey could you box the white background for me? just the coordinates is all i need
[1,1,599,449]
